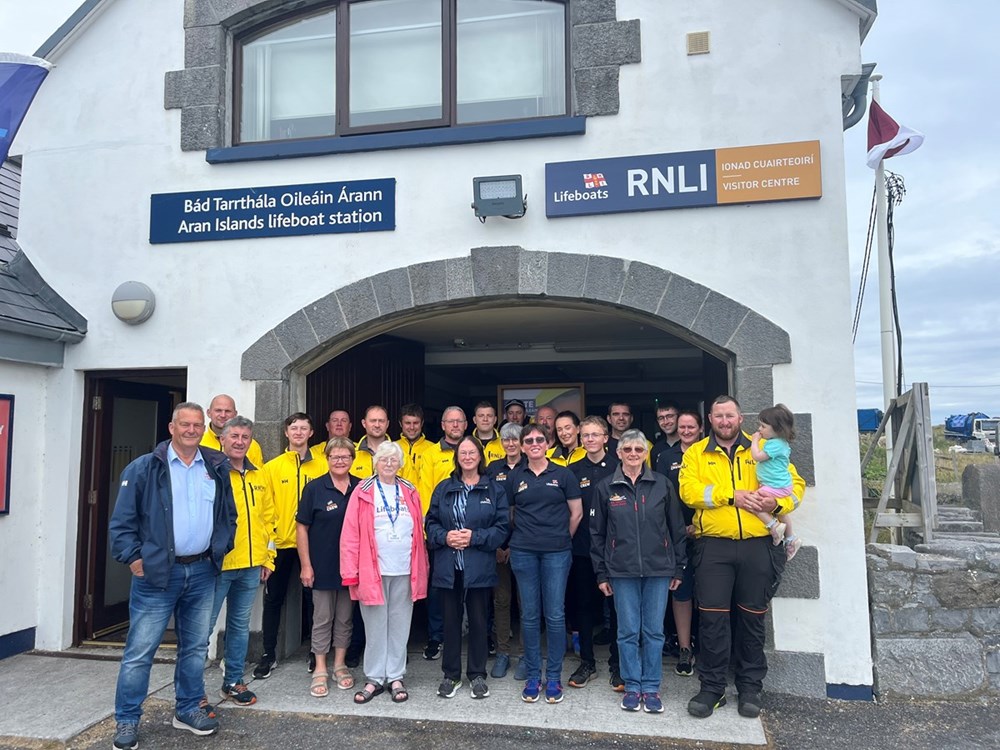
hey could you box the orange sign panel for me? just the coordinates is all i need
[715,141,822,204]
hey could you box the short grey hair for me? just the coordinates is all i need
[221,415,253,435]
[373,440,404,466]
[499,422,523,441]
[442,405,466,422]
[617,428,648,452]
[172,401,204,421]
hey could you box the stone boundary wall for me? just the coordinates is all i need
[868,542,1000,698]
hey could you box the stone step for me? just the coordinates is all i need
[935,531,1000,541]
[937,507,980,521]
[937,521,985,533]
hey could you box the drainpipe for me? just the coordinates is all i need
[843,62,877,130]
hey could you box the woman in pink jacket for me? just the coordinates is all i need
[341,441,429,704]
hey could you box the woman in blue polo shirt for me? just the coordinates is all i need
[508,424,583,705]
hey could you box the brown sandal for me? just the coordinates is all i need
[354,682,384,703]
[390,679,408,703]
[310,672,329,698]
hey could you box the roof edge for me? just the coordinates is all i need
[35,0,112,61]
[6,247,88,338]
[834,0,878,41]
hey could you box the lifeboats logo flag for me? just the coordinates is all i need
[0,54,52,165]
[583,173,607,189]
[866,100,924,169]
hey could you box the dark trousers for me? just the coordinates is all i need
[440,570,490,681]
[567,554,601,666]
[693,536,785,695]
[261,547,312,655]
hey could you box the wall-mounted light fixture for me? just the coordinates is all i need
[472,174,526,222]
[111,281,156,325]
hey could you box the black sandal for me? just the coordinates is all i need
[390,679,408,703]
[354,682,384,704]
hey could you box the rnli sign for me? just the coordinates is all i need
[545,140,821,218]
[150,178,395,244]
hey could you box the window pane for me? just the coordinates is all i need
[457,0,566,124]
[240,10,336,143]
[350,0,442,128]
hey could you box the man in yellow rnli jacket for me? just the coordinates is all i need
[254,412,327,679]
[397,403,432,485]
[310,409,352,461]
[348,405,390,479]
[471,400,505,465]
[679,395,804,721]
[201,394,264,467]
[209,416,275,707]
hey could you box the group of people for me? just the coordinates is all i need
[107,392,805,749]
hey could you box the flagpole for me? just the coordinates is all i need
[871,74,896,467]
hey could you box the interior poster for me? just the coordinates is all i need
[0,394,12,514]
[498,384,585,421]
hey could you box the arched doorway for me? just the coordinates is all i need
[241,247,791,459]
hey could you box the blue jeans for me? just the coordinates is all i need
[210,566,261,687]
[115,558,215,722]
[510,548,572,682]
[612,576,670,694]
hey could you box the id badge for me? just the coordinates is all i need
[387,528,401,542]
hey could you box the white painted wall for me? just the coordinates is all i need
[13,0,873,686]
[0,362,47,644]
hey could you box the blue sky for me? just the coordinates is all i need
[4,2,998,424]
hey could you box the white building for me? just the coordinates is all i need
[1,0,877,699]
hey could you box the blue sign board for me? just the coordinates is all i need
[546,150,716,218]
[149,178,395,244]
[545,141,822,218]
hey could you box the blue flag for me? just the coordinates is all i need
[0,53,52,164]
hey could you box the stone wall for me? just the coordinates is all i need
[868,542,1000,697]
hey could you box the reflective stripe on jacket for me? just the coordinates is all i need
[678,432,805,540]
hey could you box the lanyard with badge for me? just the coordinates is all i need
[377,480,402,541]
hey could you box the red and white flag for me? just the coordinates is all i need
[866,99,924,169]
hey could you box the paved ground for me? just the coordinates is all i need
[2,649,999,749]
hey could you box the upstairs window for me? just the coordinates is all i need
[235,0,568,144]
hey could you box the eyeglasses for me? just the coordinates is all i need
[328,455,352,463]
[377,457,401,465]
[457,451,480,458]
[522,437,547,445]
[443,418,467,425]
[620,445,646,454]
[580,432,606,440]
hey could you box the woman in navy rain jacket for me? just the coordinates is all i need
[425,436,510,699]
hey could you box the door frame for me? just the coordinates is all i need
[73,369,186,644]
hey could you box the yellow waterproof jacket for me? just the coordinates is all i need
[223,461,276,571]
[473,431,506,465]
[418,439,457,515]
[679,432,805,540]
[201,429,264,468]
[398,434,432,485]
[264,450,329,549]
[547,444,587,467]
[309,441,327,461]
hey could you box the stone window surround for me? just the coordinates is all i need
[167,0,642,151]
